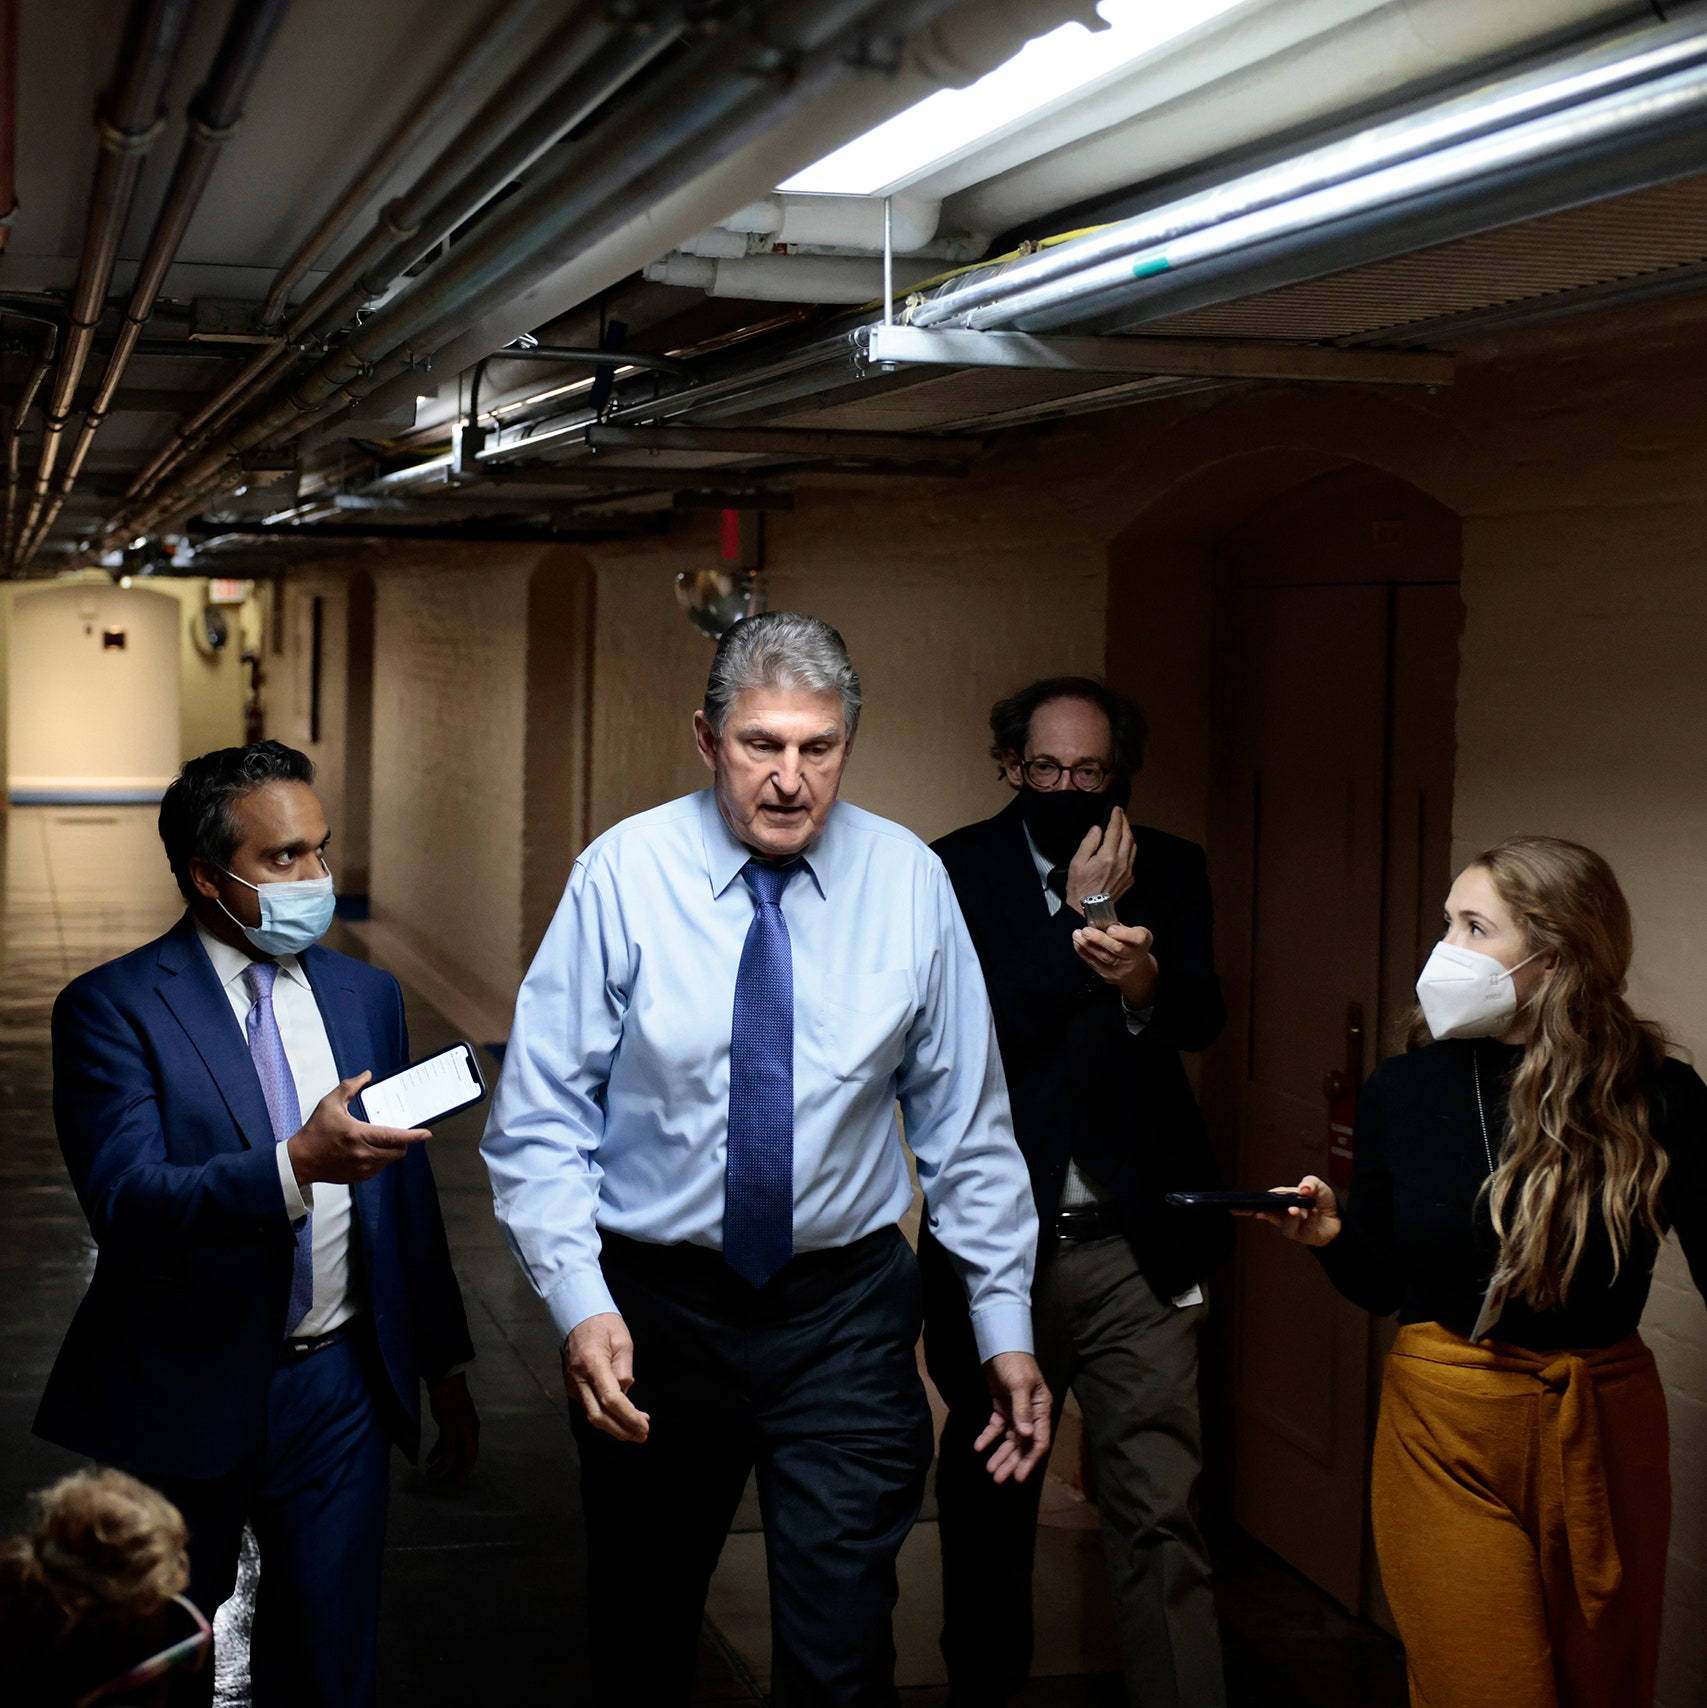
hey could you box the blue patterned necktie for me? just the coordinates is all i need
[724,860,798,1288]
[244,961,314,1333]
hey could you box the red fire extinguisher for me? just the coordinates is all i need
[1323,1002,1366,1194]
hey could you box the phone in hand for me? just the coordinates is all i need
[354,1041,487,1130]
[1164,1190,1313,1212]
[1081,892,1118,929]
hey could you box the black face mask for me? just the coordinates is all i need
[1016,778,1130,866]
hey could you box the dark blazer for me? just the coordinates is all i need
[932,799,1231,1298]
[35,914,474,1480]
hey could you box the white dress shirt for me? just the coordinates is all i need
[197,925,356,1337]
[483,789,1038,1363]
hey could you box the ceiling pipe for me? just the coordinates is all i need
[1,306,60,564]
[18,0,295,565]
[285,5,689,346]
[259,0,549,329]
[18,0,198,555]
[458,11,1707,448]
[970,19,1707,332]
[911,8,1707,329]
[126,0,562,514]
[645,249,940,301]
[117,0,975,538]
[120,2,689,523]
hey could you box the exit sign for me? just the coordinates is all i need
[207,579,249,605]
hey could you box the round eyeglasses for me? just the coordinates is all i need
[1021,757,1112,791]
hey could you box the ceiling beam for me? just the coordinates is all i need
[582,423,986,459]
[863,324,1454,386]
[182,517,669,544]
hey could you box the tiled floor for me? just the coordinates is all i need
[0,804,1408,1705]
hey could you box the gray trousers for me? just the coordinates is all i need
[923,1229,1226,1707]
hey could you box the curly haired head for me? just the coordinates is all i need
[21,1469,189,1629]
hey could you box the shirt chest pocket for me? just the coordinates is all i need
[801,968,916,1086]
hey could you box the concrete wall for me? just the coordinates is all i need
[7,582,181,793]
[587,482,1106,848]
[2,572,258,801]
[367,550,537,1015]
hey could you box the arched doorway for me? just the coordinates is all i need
[8,582,182,802]
[1108,458,1463,1619]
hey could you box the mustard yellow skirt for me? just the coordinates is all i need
[1371,1322,1670,1708]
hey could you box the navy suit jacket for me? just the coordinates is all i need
[35,914,474,1481]
[932,800,1232,1298]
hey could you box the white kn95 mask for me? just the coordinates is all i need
[1415,940,1542,1041]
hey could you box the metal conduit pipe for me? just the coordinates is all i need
[128,0,554,512]
[20,0,197,550]
[910,9,1707,329]
[967,32,1707,333]
[20,0,295,564]
[259,0,549,329]
[1,306,60,561]
[118,0,953,536]
[286,6,690,345]
[121,2,688,525]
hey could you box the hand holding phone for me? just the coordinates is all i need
[356,1041,488,1130]
[1165,1190,1312,1212]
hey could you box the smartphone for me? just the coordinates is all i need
[1164,1189,1313,1212]
[354,1041,487,1131]
[1081,892,1118,929]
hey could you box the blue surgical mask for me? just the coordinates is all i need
[217,864,336,957]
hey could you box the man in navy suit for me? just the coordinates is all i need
[922,679,1230,1707]
[35,740,478,1707]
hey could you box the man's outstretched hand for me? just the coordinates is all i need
[563,1311,650,1442]
[975,1351,1052,1484]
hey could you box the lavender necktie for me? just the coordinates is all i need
[244,961,314,1333]
[724,860,798,1288]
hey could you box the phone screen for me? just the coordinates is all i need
[359,1043,486,1130]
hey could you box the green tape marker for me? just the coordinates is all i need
[1132,255,1172,279]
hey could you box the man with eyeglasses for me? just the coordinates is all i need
[922,676,1231,1708]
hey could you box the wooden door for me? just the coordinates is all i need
[1211,470,1462,1613]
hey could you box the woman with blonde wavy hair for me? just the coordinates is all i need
[1252,835,1707,1708]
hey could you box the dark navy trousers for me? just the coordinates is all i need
[574,1225,934,1705]
[153,1333,390,1708]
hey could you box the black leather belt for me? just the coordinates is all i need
[279,1323,350,1363]
[1052,1204,1125,1243]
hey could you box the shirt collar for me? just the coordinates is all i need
[1022,824,1055,891]
[194,921,308,993]
[696,787,830,900]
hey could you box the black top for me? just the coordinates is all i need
[1317,1038,1707,1348]
[932,799,1230,1297]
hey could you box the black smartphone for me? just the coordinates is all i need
[353,1041,487,1130]
[1164,1189,1313,1212]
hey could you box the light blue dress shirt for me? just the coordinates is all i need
[482,787,1038,1362]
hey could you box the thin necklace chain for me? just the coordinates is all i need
[1471,1045,1496,1175]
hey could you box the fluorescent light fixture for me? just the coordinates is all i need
[779,0,1249,197]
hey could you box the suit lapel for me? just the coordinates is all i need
[300,945,387,1236]
[991,799,1054,919]
[155,916,275,1152]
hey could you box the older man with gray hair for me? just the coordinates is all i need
[482,611,1046,1704]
